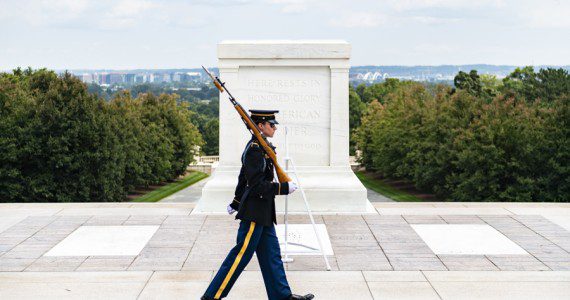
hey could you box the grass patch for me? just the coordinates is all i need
[131,171,209,203]
[355,171,424,202]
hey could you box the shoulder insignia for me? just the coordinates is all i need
[251,141,260,148]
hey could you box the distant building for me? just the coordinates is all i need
[356,71,384,81]
[98,73,110,85]
[108,73,123,84]
[186,72,201,78]
[124,73,136,84]
[162,73,171,82]
[148,73,155,83]
[172,72,183,82]
[155,73,172,83]
[134,74,146,83]
[78,73,94,83]
[152,73,171,83]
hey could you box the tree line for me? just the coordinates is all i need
[0,68,202,202]
[350,67,569,202]
[89,82,220,156]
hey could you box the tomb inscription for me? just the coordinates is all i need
[239,66,331,166]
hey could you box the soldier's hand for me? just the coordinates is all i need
[288,181,298,194]
[227,204,237,215]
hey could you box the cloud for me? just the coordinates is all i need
[269,0,311,14]
[0,0,92,26]
[98,0,157,30]
[47,0,91,15]
[327,9,459,29]
[108,0,156,17]
[389,0,505,11]
[329,12,386,28]
[408,15,460,25]
[524,1,570,29]
[412,43,461,54]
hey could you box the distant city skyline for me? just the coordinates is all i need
[1,0,569,70]
[68,64,570,86]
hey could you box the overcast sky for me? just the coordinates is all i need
[1,0,569,70]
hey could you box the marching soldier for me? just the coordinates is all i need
[201,110,314,300]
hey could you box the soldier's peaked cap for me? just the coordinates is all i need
[250,109,279,124]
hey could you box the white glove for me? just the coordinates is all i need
[288,181,298,194]
[227,204,236,215]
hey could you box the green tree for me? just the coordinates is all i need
[354,99,383,170]
[138,93,202,183]
[500,66,570,103]
[454,70,483,97]
[354,75,568,201]
[0,68,203,202]
[202,118,219,155]
[361,78,406,104]
[0,69,125,202]
[349,85,366,155]
[480,74,501,98]
[535,68,570,102]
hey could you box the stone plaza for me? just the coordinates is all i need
[0,201,569,299]
[1,40,568,299]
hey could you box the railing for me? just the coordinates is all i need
[198,156,219,164]
[189,155,361,171]
[350,153,362,171]
[188,155,219,174]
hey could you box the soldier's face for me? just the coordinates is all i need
[258,122,277,138]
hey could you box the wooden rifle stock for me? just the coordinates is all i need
[202,66,291,183]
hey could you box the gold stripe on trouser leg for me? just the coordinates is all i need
[214,221,256,299]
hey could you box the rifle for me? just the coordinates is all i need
[202,66,292,183]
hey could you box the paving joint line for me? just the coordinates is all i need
[25,215,91,272]
[508,214,568,256]
[124,215,148,271]
[181,214,208,270]
[73,256,90,272]
[5,214,64,270]
[503,207,516,215]
[484,254,501,270]
[399,215,448,271]
[421,270,444,300]
[481,215,553,271]
[122,215,133,226]
[361,270,376,300]
[363,215,394,271]
[509,214,570,255]
[135,270,155,299]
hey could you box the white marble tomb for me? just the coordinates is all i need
[194,40,372,213]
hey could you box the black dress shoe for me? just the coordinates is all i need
[289,294,315,300]
[201,295,217,300]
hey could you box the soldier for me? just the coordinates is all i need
[201,110,314,300]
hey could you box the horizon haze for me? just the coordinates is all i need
[1,0,569,70]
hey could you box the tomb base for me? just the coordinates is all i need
[193,166,374,214]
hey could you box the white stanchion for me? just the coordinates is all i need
[280,127,331,271]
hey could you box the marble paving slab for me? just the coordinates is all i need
[276,224,334,255]
[44,226,159,257]
[0,214,28,234]
[543,215,570,231]
[411,224,528,255]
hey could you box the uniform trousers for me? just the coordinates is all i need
[204,220,292,300]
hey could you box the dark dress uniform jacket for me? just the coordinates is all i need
[234,137,289,227]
